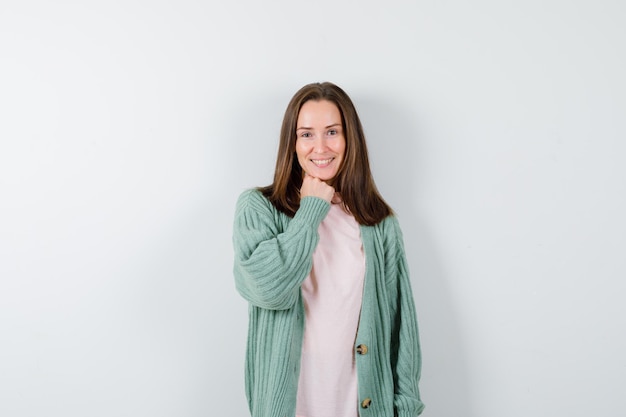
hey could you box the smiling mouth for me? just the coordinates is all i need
[311,158,334,167]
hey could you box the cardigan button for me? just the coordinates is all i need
[356,344,368,355]
[361,397,372,409]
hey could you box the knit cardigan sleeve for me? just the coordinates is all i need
[386,216,425,417]
[233,189,330,310]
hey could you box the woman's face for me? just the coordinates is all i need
[295,100,346,183]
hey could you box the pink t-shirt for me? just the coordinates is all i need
[296,200,366,417]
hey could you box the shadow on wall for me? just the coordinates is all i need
[357,95,472,417]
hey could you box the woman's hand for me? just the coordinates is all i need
[300,173,335,203]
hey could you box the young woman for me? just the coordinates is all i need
[233,82,424,417]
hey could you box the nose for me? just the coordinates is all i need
[313,136,327,153]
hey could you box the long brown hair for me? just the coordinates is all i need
[259,82,393,226]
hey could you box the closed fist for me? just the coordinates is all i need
[300,173,335,203]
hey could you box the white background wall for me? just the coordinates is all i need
[1,0,624,416]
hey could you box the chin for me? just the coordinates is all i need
[305,164,340,183]
[316,173,336,182]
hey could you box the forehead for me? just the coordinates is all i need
[297,100,342,126]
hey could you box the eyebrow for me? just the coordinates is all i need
[296,123,342,131]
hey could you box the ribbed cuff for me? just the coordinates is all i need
[396,404,425,417]
[295,196,330,227]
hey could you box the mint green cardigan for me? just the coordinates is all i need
[233,189,424,417]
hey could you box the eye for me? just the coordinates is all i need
[328,129,337,136]
[300,132,312,138]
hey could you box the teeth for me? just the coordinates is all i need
[312,158,333,166]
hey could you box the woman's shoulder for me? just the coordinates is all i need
[371,212,399,230]
[372,214,404,242]
[235,188,276,217]
[236,187,264,202]
[236,187,269,208]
